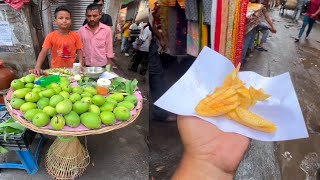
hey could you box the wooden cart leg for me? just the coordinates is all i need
[45,136,90,179]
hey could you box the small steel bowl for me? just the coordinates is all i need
[83,67,105,79]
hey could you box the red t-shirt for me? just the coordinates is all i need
[307,0,320,19]
[42,31,83,68]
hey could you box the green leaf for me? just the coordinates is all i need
[105,65,111,72]
[130,79,138,95]
[5,118,15,123]
[125,80,132,94]
[84,77,90,83]
[0,146,8,154]
[4,128,7,142]
[110,77,123,90]
[0,122,25,131]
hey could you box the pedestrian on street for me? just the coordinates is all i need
[31,5,83,76]
[172,115,250,179]
[251,0,277,52]
[121,19,131,57]
[78,4,114,68]
[129,23,152,75]
[148,8,176,122]
[82,0,113,27]
[129,19,140,46]
[293,0,308,22]
[295,0,320,42]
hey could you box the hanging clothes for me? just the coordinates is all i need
[201,25,209,48]
[160,4,187,56]
[167,7,178,55]
[4,0,30,10]
[175,5,187,55]
[225,0,237,60]
[159,6,169,43]
[234,0,249,66]
[210,0,218,49]
[187,21,200,57]
[185,0,212,24]
[219,0,229,55]
[214,0,222,51]
[202,0,213,25]
[159,0,177,6]
[231,0,241,63]
[177,0,186,8]
[185,0,199,21]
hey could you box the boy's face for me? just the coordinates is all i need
[86,9,101,27]
[54,10,72,29]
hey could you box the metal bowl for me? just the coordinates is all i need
[83,67,105,79]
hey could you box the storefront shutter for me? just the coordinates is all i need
[50,0,96,31]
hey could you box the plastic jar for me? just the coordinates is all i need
[96,78,111,96]
[73,63,81,74]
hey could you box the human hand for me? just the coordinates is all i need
[173,116,250,179]
[159,39,166,50]
[310,13,317,19]
[30,67,43,76]
[270,27,277,33]
[79,60,85,68]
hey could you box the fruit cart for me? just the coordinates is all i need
[4,69,143,179]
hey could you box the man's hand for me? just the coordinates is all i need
[270,27,277,33]
[173,116,250,179]
[311,13,317,19]
[79,60,85,68]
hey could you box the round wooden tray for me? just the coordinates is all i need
[4,89,143,137]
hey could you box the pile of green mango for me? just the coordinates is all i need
[9,74,139,130]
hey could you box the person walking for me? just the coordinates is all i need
[148,7,176,122]
[129,19,140,46]
[121,19,131,57]
[129,23,152,75]
[79,4,113,67]
[293,0,308,22]
[295,0,320,42]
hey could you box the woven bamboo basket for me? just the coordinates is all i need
[4,91,143,137]
[45,136,90,180]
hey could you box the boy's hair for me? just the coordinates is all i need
[93,0,104,3]
[86,4,100,14]
[54,5,72,19]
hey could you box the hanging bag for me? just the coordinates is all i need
[302,0,311,13]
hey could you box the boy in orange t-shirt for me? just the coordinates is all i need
[32,6,83,76]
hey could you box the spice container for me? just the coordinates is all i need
[96,78,111,96]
